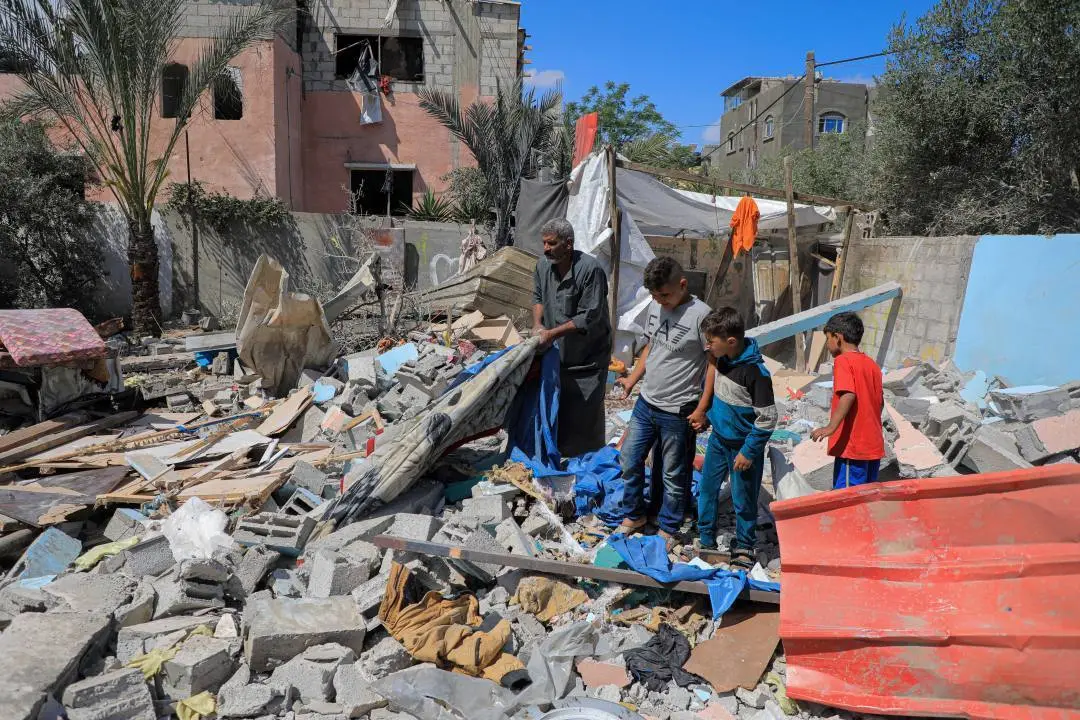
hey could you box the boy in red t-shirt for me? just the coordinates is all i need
[810,312,885,488]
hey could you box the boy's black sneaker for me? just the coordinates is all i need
[730,546,755,570]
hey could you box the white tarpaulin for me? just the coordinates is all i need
[564,152,838,334]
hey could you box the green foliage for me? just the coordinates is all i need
[440,167,492,222]
[748,122,871,203]
[0,119,101,312]
[419,80,563,246]
[869,0,1080,235]
[565,81,698,169]
[401,190,455,222]
[166,181,292,232]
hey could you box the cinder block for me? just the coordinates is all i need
[161,635,236,699]
[116,615,217,664]
[234,512,316,557]
[386,513,442,541]
[103,508,151,542]
[151,559,228,619]
[269,642,355,703]
[244,596,367,672]
[460,496,510,524]
[237,544,281,596]
[305,550,371,598]
[989,386,1069,422]
[282,487,327,517]
[351,573,390,617]
[113,534,174,577]
[305,515,395,554]
[62,668,155,720]
[495,518,536,557]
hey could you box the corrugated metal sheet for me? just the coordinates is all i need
[772,465,1080,719]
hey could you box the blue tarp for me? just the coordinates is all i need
[506,346,567,478]
[607,533,780,619]
[570,446,625,524]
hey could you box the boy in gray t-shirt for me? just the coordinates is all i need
[613,257,712,540]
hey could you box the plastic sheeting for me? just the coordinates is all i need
[773,464,1080,719]
[235,255,336,396]
[674,188,836,233]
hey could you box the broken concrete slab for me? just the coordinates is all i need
[116,615,218,664]
[306,516,395,554]
[244,596,367,672]
[961,425,1033,474]
[162,635,236,699]
[237,545,281,597]
[103,508,151,542]
[334,664,388,717]
[1031,409,1080,457]
[114,579,157,627]
[269,642,356,703]
[306,550,371,598]
[151,559,228,618]
[495,518,537,557]
[988,385,1069,422]
[43,572,137,617]
[363,636,412,678]
[62,668,155,720]
[884,404,953,478]
[291,461,334,498]
[0,611,111,720]
[789,435,833,491]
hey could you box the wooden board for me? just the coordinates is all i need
[176,472,286,505]
[0,411,140,467]
[0,414,87,457]
[256,389,313,437]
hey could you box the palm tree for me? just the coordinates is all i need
[419,80,562,248]
[0,0,287,335]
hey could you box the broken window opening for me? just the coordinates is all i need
[161,63,189,119]
[335,33,423,82]
[213,67,243,121]
[350,168,413,217]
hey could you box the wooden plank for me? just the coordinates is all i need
[747,282,902,348]
[615,158,867,209]
[371,535,780,605]
[256,389,313,437]
[0,411,140,467]
[0,414,87,457]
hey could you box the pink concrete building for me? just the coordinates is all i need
[0,0,524,214]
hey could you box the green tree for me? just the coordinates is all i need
[749,122,871,203]
[0,119,101,312]
[869,0,1080,235]
[419,80,562,247]
[565,81,697,169]
[0,0,288,335]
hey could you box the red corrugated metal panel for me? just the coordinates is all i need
[771,465,1080,719]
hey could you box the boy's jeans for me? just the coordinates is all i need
[698,431,764,550]
[617,398,691,534]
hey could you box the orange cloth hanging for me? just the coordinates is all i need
[729,195,760,257]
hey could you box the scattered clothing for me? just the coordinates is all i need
[378,562,530,689]
[617,398,694,533]
[624,623,705,692]
[828,351,885,461]
[513,576,589,623]
[833,457,881,489]
[698,430,764,551]
[729,195,760,257]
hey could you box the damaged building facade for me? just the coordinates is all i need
[0,0,525,214]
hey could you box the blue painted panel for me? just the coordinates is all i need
[954,235,1080,386]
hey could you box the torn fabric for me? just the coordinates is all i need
[624,623,705,692]
[512,576,588,623]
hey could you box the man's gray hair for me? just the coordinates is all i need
[540,218,575,244]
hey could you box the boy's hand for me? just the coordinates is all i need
[614,377,635,398]
[733,453,752,471]
[810,425,834,442]
[688,408,707,431]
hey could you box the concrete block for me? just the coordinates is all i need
[43,572,137,617]
[386,513,442,541]
[234,512,316,557]
[151,559,228,618]
[117,615,217,664]
[306,550,371,598]
[882,364,925,395]
[8,526,81,580]
[495,518,537,557]
[162,635,236,698]
[281,405,327,444]
[363,636,412,678]
[0,611,111,720]
[62,668,155,720]
[269,642,355,703]
[461,496,510,524]
[113,534,175,577]
[888,396,934,425]
[216,682,285,718]
[114,579,156,627]
[989,386,1069,422]
[352,573,391,617]
[884,404,951,478]
[334,664,388,716]
[103,508,151,542]
[961,426,1033,474]
[283,487,327,516]
[461,527,504,579]
[1032,409,1080,456]
[244,596,367,672]
[291,461,333,497]
[237,544,281,596]
[790,434,833,491]
[306,516,394,554]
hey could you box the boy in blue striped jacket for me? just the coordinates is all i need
[697,307,777,569]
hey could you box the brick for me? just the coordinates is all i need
[62,668,155,720]
[244,596,367,672]
[162,635,236,699]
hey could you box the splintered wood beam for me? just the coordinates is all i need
[371,535,780,605]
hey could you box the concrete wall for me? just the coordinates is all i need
[953,234,1080,386]
[840,235,977,369]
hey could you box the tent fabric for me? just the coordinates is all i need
[615,167,732,239]
[506,346,565,477]
[0,309,106,367]
[516,177,569,256]
[675,188,836,231]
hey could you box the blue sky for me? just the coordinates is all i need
[521,0,938,146]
